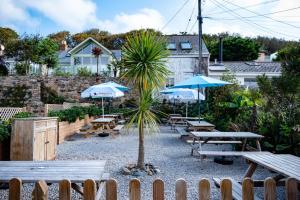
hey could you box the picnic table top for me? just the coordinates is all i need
[187,120,215,127]
[101,114,119,118]
[92,118,115,123]
[243,153,300,181]
[170,116,201,120]
[190,131,264,138]
[0,160,106,183]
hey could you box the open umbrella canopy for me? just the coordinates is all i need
[160,88,205,101]
[81,84,124,98]
[172,75,231,89]
[101,81,129,92]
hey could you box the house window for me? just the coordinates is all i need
[101,56,109,65]
[180,42,192,50]
[166,78,175,87]
[167,42,176,50]
[78,43,98,54]
[82,57,91,65]
[74,57,81,65]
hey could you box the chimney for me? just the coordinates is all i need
[60,40,68,51]
[214,59,217,64]
[219,36,223,64]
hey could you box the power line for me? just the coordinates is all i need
[161,0,190,31]
[185,0,197,33]
[209,0,299,39]
[209,0,279,15]
[189,19,198,33]
[220,0,300,29]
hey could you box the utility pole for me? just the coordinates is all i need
[197,0,208,75]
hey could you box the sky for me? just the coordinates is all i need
[0,0,299,40]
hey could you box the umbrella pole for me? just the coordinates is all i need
[198,85,201,122]
[186,102,188,118]
[102,97,104,118]
[173,99,175,114]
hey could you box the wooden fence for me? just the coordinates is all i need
[7,177,298,200]
[0,107,26,121]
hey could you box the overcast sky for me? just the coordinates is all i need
[0,0,299,40]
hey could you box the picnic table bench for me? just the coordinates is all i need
[187,120,215,131]
[0,160,108,198]
[190,131,263,157]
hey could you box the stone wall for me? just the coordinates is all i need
[0,75,134,116]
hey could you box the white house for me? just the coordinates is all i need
[57,37,119,74]
[164,35,210,86]
[209,61,281,88]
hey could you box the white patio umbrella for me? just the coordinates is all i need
[160,88,205,117]
[81,84,124,118]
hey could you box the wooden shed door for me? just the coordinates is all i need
[45,128,56,160]
[34,131,46,161]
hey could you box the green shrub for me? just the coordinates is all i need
[54,69,72,77]
[15,63,28,75]
[78,67,92,77]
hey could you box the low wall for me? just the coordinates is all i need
[45,102,93,116]
[57,115,94,144]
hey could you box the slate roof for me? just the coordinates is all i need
[209,61,281,73]
[58,50,71,64]
[165,35,209,56]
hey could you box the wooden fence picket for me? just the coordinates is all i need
[84,179,96,200]
[129,179,141,200]
[242,178,254,200]
[175,179,187,200]
[285,178,298,200]
[9,178,22,200]
[59,179,71,200]
[153,179,164,200]
[264,177,276,200]
[198,178,210,200]
[106,179,118,200]
[220,179,232,200]
[32,180,48,200]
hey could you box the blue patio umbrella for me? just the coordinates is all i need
[172,75,231,121]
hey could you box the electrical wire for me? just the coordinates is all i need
[185,0,197,33]
[189,19,198,33]
[209,0,279,15]
[210,0,299,39]
[220,0,300,29]
[161,0,190,31]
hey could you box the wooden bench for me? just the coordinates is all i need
[197,151,246,157]
[213,178,261,200]
[113,125,124,134]
[187,140,242,144]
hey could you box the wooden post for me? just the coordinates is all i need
[256,140,262,151]
[286,178,298,200]
[9,178,22,200]
[175,179,187,200]
[153,179,164,200]
[244,162,257,178]
[106,179,118,200]
[242,178,254,200]
[59,179,71,200]
[129,179,140,200]
[32,180,48,200]
[198,178,210,200]
[220,179,232,200]
[84,179,96,200]
[264,178,276,200]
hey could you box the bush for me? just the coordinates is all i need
[54,69,72,77]
[78,67,92,77]
[15,63,28,75]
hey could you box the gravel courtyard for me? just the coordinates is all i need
[0,125,281,199]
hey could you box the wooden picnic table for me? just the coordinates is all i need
[243,152,300,182]
[91,118,115,130]
[190,131,263,157]
[100,114,119,122]
[0,160,108,197]
[169,116,201,129]
[187,120,215,131]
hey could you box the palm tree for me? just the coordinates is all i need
[122,31,170,169]
[92,47,102,76]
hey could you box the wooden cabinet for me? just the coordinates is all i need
[10,117,58,161]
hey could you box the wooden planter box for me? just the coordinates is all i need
[57,115,94,144]
[11,117,58,161]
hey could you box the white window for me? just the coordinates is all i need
[180,42,192,50]
[100,56,109,65]
[167,42,176,50]
[82,57,91,65]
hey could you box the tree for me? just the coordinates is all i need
[207,35,260,61]
[37,38,59,74]
[122,31,170,169]
[92,47,102,76]
[48,31,71,45]
[0,27,18,46]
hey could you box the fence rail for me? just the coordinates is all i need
[7,177,298,200]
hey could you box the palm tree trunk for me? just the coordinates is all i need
[96,57,99,75]
[137,118,145,169]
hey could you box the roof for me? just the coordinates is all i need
[58,50,71,64]
[209,61,281,73]
[68,37,112,55]
[165,34,209,56]
[111,50,121,61]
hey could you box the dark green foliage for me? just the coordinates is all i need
[0,57,8,76]
[15,63,28,75]
[255,36,299,54]
[77,67,92,77]
[0,27,18,46]
[41,83,65,104]
[0,85,30,107]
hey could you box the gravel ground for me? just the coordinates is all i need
[0,126,285,199]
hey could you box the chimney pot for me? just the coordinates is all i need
[60,40,68,51]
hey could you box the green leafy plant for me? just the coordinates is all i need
[77,67,92,77]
